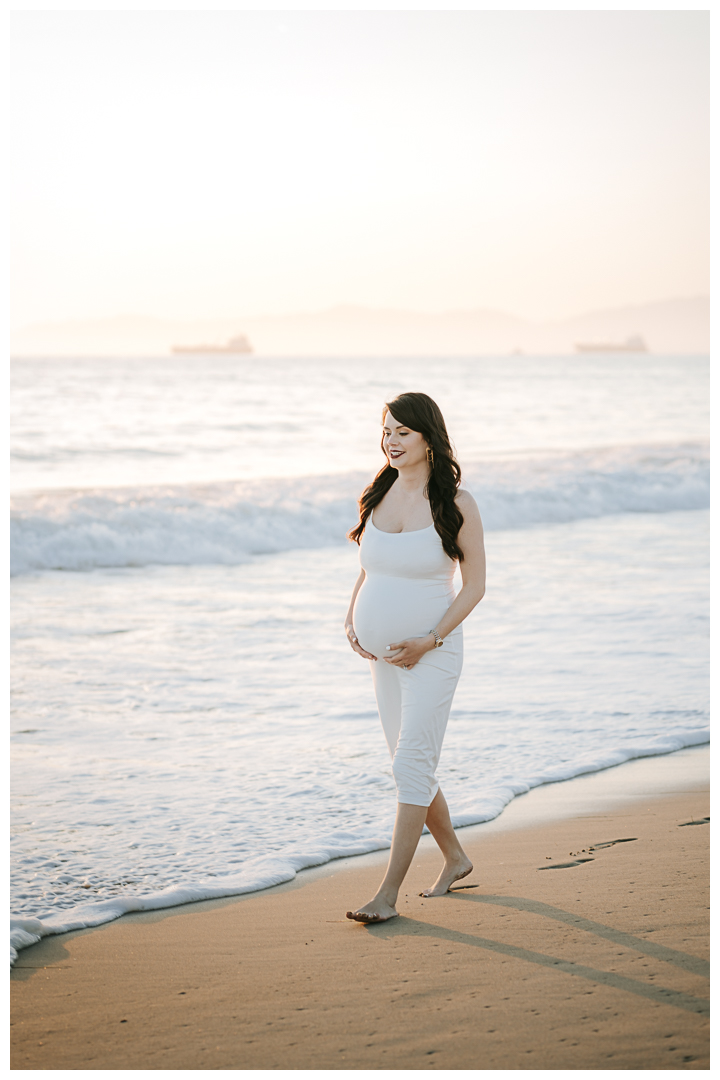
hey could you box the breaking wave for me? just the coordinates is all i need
[11,441,708,575]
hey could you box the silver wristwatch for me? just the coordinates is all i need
[431,629,444,648]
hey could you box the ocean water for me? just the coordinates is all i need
[10,355,709,963]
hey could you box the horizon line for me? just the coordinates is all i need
[12,292,709,334]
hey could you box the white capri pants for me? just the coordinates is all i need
[369,632,463,806]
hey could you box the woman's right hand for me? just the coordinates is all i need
[345,624,377,661]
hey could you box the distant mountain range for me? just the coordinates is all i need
[11,295,708,356]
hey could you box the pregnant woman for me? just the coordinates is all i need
[345,392,486,923]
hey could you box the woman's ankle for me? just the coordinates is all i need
[377,885,399,907]
[439,846,470,866]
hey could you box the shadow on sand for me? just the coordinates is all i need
[358,892,709,1017]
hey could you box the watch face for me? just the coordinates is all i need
[436,639,443,648]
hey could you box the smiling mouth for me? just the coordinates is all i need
[389,450,404,458]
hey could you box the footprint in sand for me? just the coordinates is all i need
[538,836,640,869]
[538,858,594,870]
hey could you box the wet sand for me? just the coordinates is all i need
[11,751,709,1070]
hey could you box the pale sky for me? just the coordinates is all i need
[11,9,709,327]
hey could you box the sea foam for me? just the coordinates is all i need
[10,728,708,965]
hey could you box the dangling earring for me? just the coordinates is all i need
[426,446,434,467]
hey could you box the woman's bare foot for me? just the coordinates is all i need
[420,857,473,897]
[346,894,398,923]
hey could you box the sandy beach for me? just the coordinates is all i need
[11,749,709,1071]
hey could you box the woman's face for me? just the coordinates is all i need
[382,411,428,470]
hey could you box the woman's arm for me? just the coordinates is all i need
[345,568,378,661]
[431,490,486,639]
[385,490,485,667]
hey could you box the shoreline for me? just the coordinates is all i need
[10,743,709,966]
[11,747,709,1070]
[452,742,710,836]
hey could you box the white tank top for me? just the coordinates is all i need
[352,514,459,657]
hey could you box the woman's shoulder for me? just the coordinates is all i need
[455,487,478,511]
[455,488,483,526]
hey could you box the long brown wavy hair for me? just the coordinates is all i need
[347,392,465,561]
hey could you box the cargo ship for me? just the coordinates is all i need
[575,335,648,354]
[172,334,253,355]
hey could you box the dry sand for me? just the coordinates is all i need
[11,759,709,1071]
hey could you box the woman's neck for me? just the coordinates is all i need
[393,462,430,495]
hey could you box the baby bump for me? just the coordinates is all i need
[353,574,455,656]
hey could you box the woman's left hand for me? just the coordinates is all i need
[383,635,435,670]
